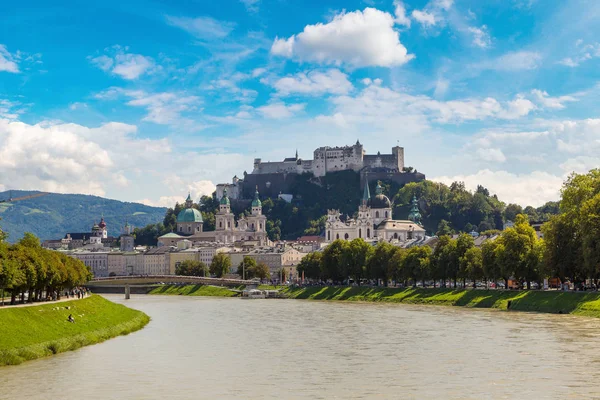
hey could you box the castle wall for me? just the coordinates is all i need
[359,171,425,188]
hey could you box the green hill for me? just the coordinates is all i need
[0,190,166,242]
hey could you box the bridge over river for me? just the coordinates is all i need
[87,275,256,298]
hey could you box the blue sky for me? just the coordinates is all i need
[1,0,600,207]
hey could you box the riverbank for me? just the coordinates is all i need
[0,295,150,366]
[282,286,600,317]
[148,284,238,297]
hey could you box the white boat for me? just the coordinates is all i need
[241,289,266,299]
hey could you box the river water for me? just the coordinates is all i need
[2,295,600,399]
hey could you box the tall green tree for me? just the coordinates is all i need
[210,253,231,278]
[344,238,373,285]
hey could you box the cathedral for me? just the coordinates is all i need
[325,181,426,243]
[158,187,269,246]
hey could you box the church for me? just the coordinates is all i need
[325,181,426,243]
[158,188,269,246]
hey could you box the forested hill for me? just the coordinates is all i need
[0,190,166,242]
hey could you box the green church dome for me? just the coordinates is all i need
[251,187,261,207]
[176,208,203,223]
[220,189,230,205]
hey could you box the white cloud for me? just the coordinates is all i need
[0,99,24,120]
[393,0,411,27]
[433,170,563,207]
[89,46,156,80]
[468,25,491,48]
[257,102,305,119]
[558,41,600,67]
[477,51,542,71]
[411,10,436,26]
[166,15,236,40]
[270,8,414,68]
[240,0,260,12]
[0,45,20,73]
[273,69,353,96]
[433,78,449,98]
[531,89,577,110]
[95,87,202,125]
[139,180,216,207]
[559,156,600,175]
[475,148,506,162]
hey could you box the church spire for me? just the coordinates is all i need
[185,192,193,208]
[362,181,371,205]
[295,148,298,159]
[408,195,422,225]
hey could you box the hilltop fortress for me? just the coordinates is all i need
[216,140,425,201]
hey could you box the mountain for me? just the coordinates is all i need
[0,190,166,242]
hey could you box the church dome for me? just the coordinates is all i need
[220,189,230,205]
[368,181,391,209]
[251,186,261,207]
[176,208,203,223]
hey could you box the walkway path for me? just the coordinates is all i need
[0,295,88,309]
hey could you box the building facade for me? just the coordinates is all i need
[251,141,404,177]
[325,182,426,243]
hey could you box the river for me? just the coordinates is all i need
[2,295,600,399]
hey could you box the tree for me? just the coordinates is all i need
[402,246,432,287]
[297,252,322,280]
[456,233,475,287]
[461,247,483,288]
[344,238,373,285]
[504,203,524,222]
[321,240,349,282]
[481,239,500,287]
[176,260,208,277]
[237,256,257,279]
[210,253,231,278]
[431,235,457,287]
[254,263,270,280]
[436,220,454,236]
[367,242,396,286]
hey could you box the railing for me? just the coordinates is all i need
[88,275,254,286]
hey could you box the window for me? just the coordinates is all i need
[219,221,222,228]
[359,229,362,238]
[367,228,371,238]
[336,233,339,240]
[179,226,183,232]
[188,226,191,232]
[344,233,349,240]
[385,211,388,218]
[328,231,331,241]
[376,211,380,218]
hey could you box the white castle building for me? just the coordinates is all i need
[325,182,425,243]
[251,140,404,177]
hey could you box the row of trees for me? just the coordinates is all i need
[543,170,600,284]
[175,254,233,278]
[297,214,544,288]
[0,232,92,305]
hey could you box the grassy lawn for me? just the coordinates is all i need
[148,284,237,297]
[282,286,600,317]
[0,295,149,366]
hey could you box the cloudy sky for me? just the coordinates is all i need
[1,0,599,207]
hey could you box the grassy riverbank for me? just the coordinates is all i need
[0,295,150,366]
[282,286,600,317]
[148,284,238,297]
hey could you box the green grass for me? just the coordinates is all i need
[257,284,286,290]
[148,284,237,297]
[282,286,600,317]
[0,295,149,366]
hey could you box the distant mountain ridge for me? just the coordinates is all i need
[0,190,166,242]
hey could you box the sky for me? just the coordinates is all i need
[1,0,600,208]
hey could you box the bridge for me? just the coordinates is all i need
[87,275,257,299]
[87,275,255,287]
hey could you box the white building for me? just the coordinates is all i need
[325,182,426,243]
